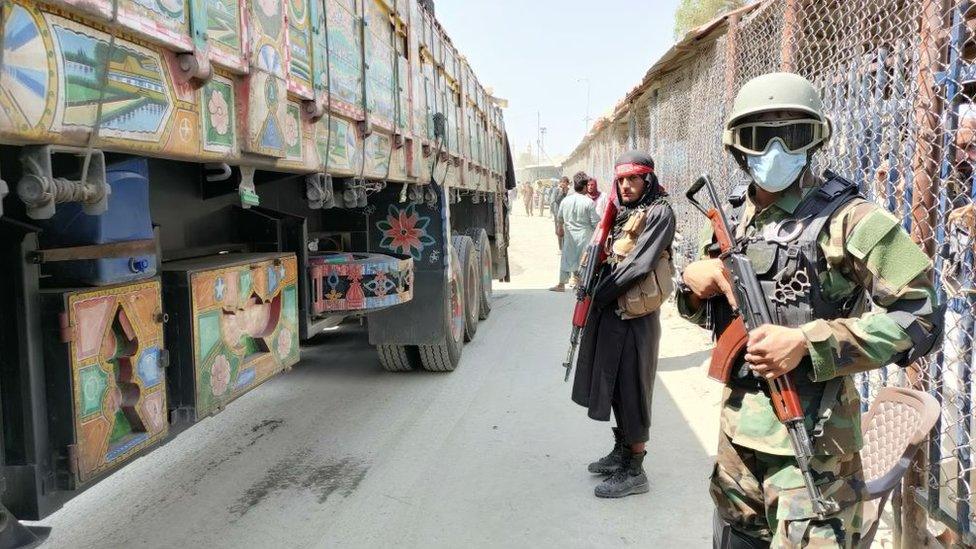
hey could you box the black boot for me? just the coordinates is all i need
[587,428,628,474]
[594,451,649,498]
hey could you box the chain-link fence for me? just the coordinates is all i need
[563,0,976,544]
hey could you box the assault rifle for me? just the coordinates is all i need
[686,174,840,519]
[561,197,619,382]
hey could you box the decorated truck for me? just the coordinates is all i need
[0,0,513,523]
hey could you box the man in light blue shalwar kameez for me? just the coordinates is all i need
[551,172,601,292]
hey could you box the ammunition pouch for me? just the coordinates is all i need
[611,205,676,319]
[617,251,674,319]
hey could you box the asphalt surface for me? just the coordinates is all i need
[33,206,723,548]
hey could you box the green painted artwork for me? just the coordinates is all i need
[128,0,186,21]
[197,310,221,363]
[288,0,311,86]
[327,2,363,106]
[365,30,395,123]
[197,349,241,410]
[53,24,171,138]
[283,285,298,320]
[316,120,330,166]
[328,117,353,169]
[206,0,240,51]
[239,270,252,299]
[202,77,234,151]
[285,103,302,159]
[109,409,133,443]
[79,364,109,418]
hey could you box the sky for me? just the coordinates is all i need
[435,0,682,165]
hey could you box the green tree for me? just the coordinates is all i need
[674,0,748,39]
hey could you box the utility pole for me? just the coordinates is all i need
[536,111,542,164]
[578,77,591,134]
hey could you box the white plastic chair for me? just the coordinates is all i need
[858,386,941,547]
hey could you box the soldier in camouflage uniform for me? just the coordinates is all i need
[675,73,944,548]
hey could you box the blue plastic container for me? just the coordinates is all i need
[40,157,156,286]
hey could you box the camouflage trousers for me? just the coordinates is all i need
[710,431,866,548]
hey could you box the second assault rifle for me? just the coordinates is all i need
[561,197,619,382]
[686,174,841,519]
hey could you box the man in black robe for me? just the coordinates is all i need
[571,151,676,498]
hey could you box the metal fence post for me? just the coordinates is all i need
[779,0,800,72]
[904,0,947,543]
[909,0,945,256]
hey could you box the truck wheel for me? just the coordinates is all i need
[465,228,493,319]
[451,234,480,342]
[377,344,420,372]
[419,245,465,372]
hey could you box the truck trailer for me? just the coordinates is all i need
[0,0,514,522]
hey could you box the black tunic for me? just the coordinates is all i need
[571,202,676,442]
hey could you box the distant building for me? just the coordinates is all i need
[515,164,560,183]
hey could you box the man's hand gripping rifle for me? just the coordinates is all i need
[686,175,840,519]
[561,198,619,382]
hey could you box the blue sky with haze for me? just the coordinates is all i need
[436,0,682,164]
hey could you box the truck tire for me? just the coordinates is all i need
[419,245,465,372]
[377,344,420,372]
[465,228,493,319]
[451,234,480,342]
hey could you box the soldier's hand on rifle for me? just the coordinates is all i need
[681,258,738,308]
[744,324,808,380]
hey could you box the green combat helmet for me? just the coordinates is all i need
[722,72,832,157]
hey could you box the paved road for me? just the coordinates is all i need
[35,207,722,548]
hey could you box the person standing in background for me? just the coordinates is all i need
[588,177,610,215]
[522,181,535,216]
[551,177,570,251]
[550,173,600,292]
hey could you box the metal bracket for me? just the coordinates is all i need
[176,50,212,86]
[27,239,157,265]
[340,178,367,209]
[303,97,326,123]
[356,180,368,208]
[358,119,373,139]
[425,186,438,208]
[408,184,424,205]
[238,166,259,209]
[16,145,109,220]
[175,0,213,86]
[306,173,335,209]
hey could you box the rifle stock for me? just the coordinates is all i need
[686,174,840,519]
[562,198,619,382]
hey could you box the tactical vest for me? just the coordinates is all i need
[737,173,865,332]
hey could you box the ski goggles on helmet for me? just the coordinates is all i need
[723,118,830,155]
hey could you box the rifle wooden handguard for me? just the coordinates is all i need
[708,316,747,383]
[708,315,805,422]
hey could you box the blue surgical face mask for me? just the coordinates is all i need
[746,141,808,192]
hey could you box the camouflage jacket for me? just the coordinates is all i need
[677,182,940,456]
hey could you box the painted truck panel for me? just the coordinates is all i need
[43,279,168,486]
[0,0,506,187]
[162,253,300,422]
